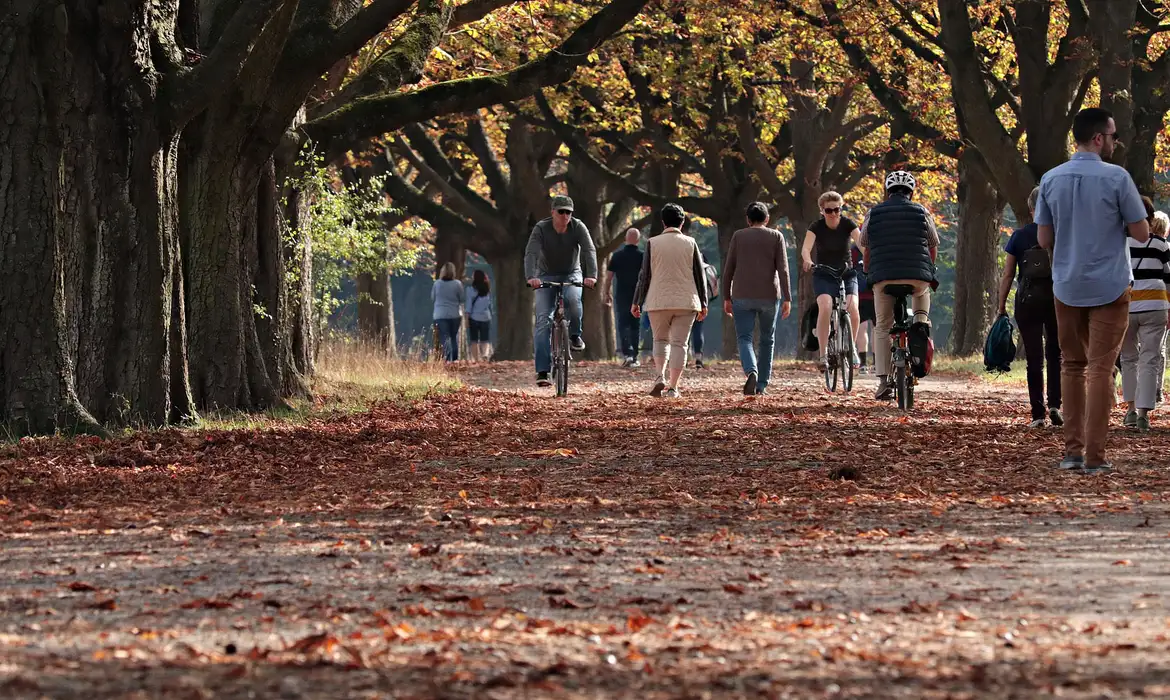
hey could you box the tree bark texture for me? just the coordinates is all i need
[950,151,1005,356]
[357,272,395,351]
[0,2,196,435]
[490,253,533,361]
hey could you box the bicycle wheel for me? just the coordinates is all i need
[555,321,570,397]
[895,362,910,411]
[824,327,837,393]
[840,311,854,393]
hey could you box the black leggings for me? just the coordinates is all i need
[1016,304,1061,420]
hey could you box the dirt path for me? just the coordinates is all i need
[2,361,1170,699]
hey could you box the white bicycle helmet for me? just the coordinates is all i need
[885,170,916,192]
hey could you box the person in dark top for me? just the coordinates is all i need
[524,195,598,387]
[801,191,862,372]
[861,171,940,400]
[851,244,875,374]
[603,228,644,366]
[997,186,1062,429]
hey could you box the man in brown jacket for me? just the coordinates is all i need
[722,202,792,395]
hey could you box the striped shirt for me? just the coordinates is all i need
[1128,235,1170,313]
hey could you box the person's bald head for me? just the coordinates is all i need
[625,228,641,245]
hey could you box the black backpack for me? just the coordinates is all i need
[984,313,1017,373]
[1016,246,1053,309]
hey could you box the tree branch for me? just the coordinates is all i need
[533,91,721,219]
[400,124,502,226]
[733,96,802,222]
[380,146,491,244]
[165,0,289,127]
[465,114,511,204]
[306,0,651,155]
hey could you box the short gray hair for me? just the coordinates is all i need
[1027,187,1040,213]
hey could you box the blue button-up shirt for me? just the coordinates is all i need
[1035,152,1147,307]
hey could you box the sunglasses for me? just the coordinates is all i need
[823,207,842,214]
[556,209,572,215]
[1102,131,1120,141]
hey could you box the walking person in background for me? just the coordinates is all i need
[851,243,875,374]
[802,191,862,373]
[722,202,792,396]
[997,187,1063,429]
[466,269,493,363]
[691,256,719,369]
[1037,107,1150,473]
[632,204,708,398]
[432,262,465,362]
[1120,208,1170,432]
[604,228,644,367]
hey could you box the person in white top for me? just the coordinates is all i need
[1120,205,1170,431]
[631,204,709,398]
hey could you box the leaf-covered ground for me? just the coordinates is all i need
[2,361,1170,699]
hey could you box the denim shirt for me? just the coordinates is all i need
[1035,152,1147,307]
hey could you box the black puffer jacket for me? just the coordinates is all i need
[865,195,936,285]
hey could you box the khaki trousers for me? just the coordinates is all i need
[1055,290,1130,465]
[873,280,931,376]
[648,310,697,373]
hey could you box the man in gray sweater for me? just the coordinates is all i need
[525,195,598,386]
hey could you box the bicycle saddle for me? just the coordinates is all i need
[883,284,915,298]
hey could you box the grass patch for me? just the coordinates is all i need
[199,341,460,431]
[932,354,1027,385]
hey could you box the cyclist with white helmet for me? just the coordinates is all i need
[859,171,940,400]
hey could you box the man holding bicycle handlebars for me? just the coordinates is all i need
[525,195,598,387]
[802,191,863,374]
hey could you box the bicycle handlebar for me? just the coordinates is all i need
[811,264,851,278]
[535,281,585,289]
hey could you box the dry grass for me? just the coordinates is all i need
[199,340,459,430]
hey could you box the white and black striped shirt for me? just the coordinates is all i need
[1128,235,1170,313]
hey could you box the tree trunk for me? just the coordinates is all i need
[357,272,395,351]
[281,179,315,386]
[950,151,1005,356]
[718,219,738,359]
[790,218,815,360]
[490,252,533,361]
[181,131,279,412]
[435,228,467,278]
[0,2,194,435]
[580,256,612,360]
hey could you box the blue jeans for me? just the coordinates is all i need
[615,297,640,359]
[435,318,461,361]
[733,299,780,388]
[534,275,583,373]
[690,318,705,355]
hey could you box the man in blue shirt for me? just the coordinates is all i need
[1037,107,1150,474]
[603,228,644,366]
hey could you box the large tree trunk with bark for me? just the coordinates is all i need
[0,2,195,435]
[180,128,280,412]
[950,152,1005,356]
[490,252,533,361]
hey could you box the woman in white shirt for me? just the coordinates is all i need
[1121,208,1170,431]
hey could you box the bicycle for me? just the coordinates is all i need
[883,285,917,410]
[537,281,583,397]
[812,265,856,393]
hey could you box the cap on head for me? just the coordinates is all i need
[884,171,916,193]
[551,195,574,212]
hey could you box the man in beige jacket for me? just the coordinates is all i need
[632,204,709,398]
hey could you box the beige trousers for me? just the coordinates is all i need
[648,310,697,373]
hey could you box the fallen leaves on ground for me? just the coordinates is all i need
[1,362,1169,698]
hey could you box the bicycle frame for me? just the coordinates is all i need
[812,265,855,393]
[537,281,583,397]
